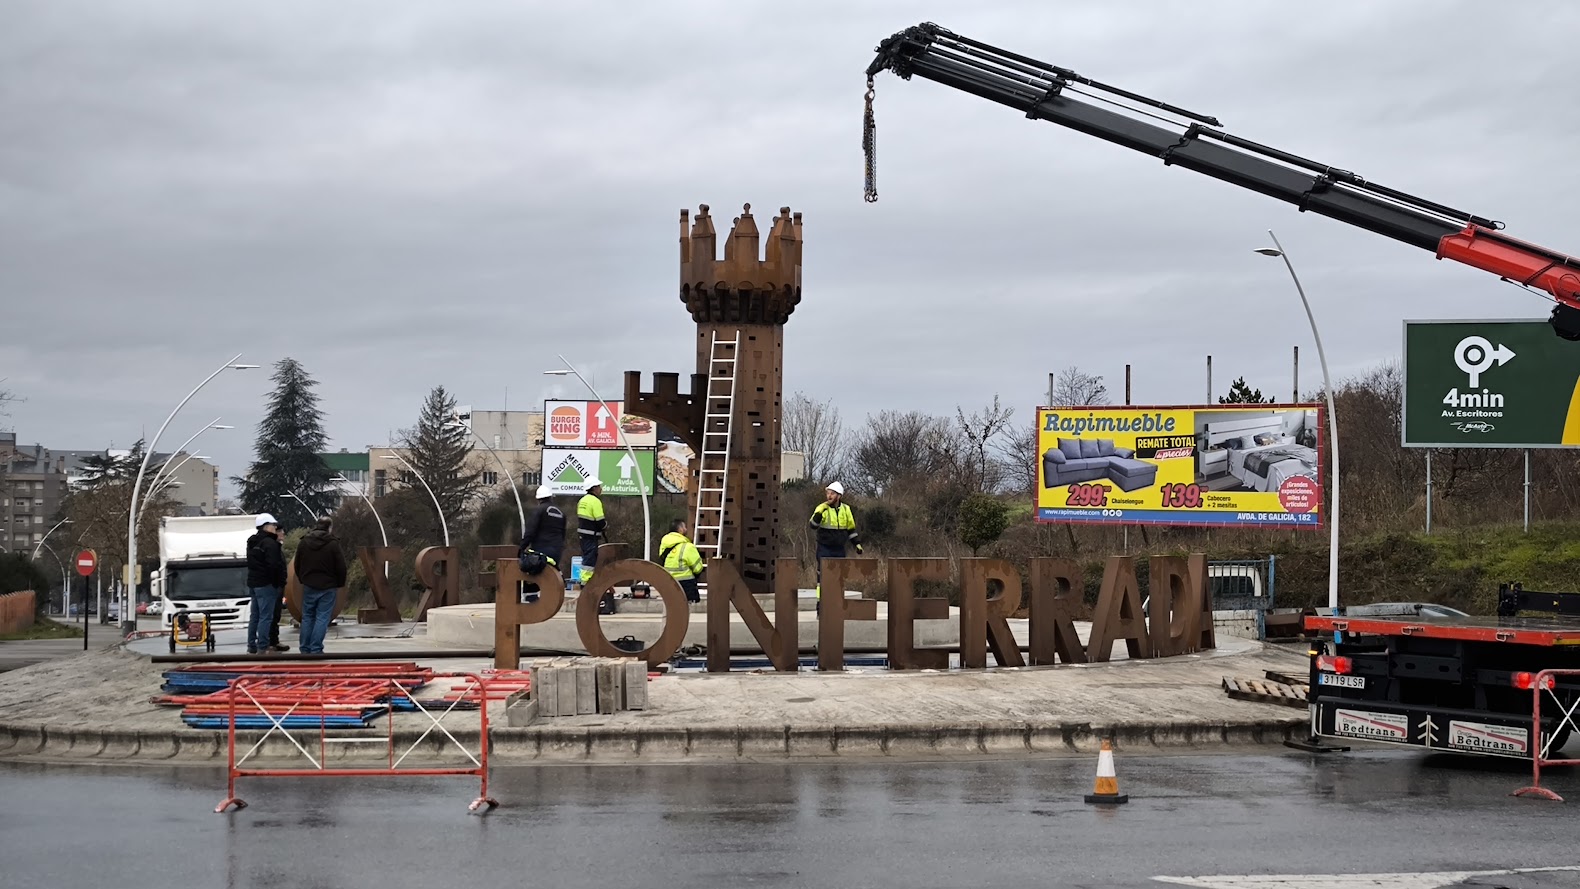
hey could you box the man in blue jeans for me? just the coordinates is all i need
[291,517,347,655]
[245,514,287,655]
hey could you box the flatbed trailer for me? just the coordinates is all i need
[1303,584,1580,761]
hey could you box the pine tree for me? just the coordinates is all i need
[1219,376,1275,404]
[401,386,482,532]
[77,440,150,490]
[234,359,336,529]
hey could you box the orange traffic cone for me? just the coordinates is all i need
[1083,738,1129,805]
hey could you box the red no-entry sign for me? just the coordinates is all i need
[75,549,97,577]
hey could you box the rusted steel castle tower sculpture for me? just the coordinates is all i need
[625,203,802,593]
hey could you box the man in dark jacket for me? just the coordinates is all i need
[245,514,288,655]
[518,485,566,602]
[292,517,348,655]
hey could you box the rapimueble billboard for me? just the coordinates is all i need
[1402,319,1580,448]
[1035,404,1325,528]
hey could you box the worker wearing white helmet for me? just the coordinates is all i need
[244,513,288,655]
[809,480,862,611]
[576,477,607,586]
[517,485,566,603]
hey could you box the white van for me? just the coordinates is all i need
[1208,562,1269,639]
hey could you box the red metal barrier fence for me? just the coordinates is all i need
[1512,668,1580,802]
[214,670,498,815]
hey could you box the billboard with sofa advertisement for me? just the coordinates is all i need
[1035,404,1325,528]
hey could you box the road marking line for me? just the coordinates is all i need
[1155,865,1580,889]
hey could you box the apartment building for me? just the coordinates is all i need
[0,431,221,555]
[0,433,69,554]
[54,448,220,517]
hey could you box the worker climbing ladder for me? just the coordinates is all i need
[693,330,739,559]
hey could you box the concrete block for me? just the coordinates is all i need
[686,726,742,757]
[529,660,557,708]
[585,727,640,760]
[786,726,836,757]
[64,728,107,758]
[632,727,690,761]
[735,726,789,758]
[622,660,647,710]
[505,695,541,728]
[554,658,578,717]
[978,722,1031,755]
[535,727,590,760]
[596,662,621,714]
[574,663,597,715]
[99,729,144,759]
[134,729,180,761]
[1026,723,1072,753]
[832,725,887,757]
[488,728,542,760]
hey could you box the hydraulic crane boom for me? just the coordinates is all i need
[864,22,1580,339]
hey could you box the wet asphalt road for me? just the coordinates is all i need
[2,750,1577,889]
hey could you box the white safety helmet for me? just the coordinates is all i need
[584,477,603,491]
[535,485,553,500]
[826,481,845,496]
[255,512,278,528]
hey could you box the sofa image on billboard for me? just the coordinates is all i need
[1042,437,1159,492]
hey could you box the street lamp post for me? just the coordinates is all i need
[1256,232,1340,623]
[281,492,316,523]
[123,355,257,633]
[140,417,230,505]
[446,417,525,536]
[137,455,207,523]
[31,517,73,562]
[335,474,388,549]
[37,541,68,616]
[544,355,651,561]
[381,453,450,547]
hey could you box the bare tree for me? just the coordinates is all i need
[0,378,17,421]
[847,410,956,496]
[954,394,1016,493]
[996,421,1040,495]
[782,392,847,483]
[1050,366,1110,406]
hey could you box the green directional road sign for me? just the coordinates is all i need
[1403,319,1580,448]
[542,448,655,496]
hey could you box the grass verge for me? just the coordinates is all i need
[0,618,86,641]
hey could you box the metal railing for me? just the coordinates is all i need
[214,670,499,815]
[1511,668,1580,801]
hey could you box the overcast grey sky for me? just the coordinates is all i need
[4,1,1577,497]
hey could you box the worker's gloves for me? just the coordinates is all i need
[855,545,864,555]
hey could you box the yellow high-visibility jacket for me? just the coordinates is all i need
[659,531,705,581]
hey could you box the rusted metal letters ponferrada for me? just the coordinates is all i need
[489,551,1215,673]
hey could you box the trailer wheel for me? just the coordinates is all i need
[1543,723,1573,755]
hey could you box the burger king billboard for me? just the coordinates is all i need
[543,400,657,449]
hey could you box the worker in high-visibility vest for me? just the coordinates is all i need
[576,477,607,585]
[809,481,861,613]
[658,518,705,604]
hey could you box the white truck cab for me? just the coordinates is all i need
[156,515,258,632]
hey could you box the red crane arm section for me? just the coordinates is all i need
[1438,225,1580,308]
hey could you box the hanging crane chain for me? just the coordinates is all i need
[863,75,878,202]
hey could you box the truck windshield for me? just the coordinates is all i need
[167,566,249,601]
